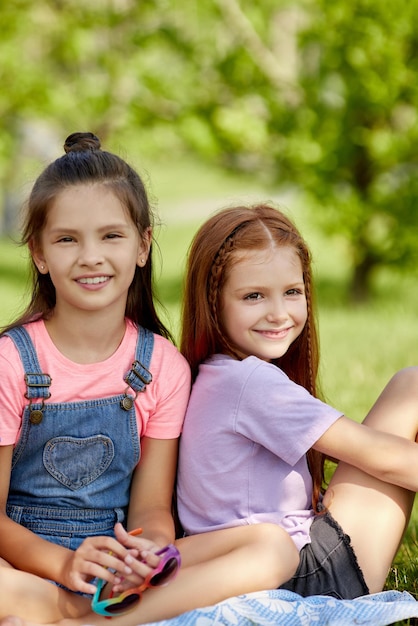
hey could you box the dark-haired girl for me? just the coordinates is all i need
[0,141,296,624]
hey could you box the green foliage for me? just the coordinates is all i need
[184,0,418,300]
[1,0,416,304]
[285,0,418,300]
[1,0,418,302]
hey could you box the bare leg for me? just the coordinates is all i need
[0,568,90,621]
[323,366,418,593]
[0,523,298,626]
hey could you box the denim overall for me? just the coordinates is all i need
[5,325,154,551]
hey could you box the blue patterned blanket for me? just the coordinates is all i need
[140,589,418,626]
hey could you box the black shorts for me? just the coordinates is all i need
[279,511,369,599]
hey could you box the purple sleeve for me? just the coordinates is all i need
[234,361,342,466]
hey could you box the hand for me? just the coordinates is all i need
[110,523,166,594]
[62,534,140,595]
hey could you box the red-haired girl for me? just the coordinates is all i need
[177,203,418,599]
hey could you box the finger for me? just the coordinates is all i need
[123,553,155,580]
[70,551,128,591]
[69,567,112,596]
[112,577,143,594]
[77,579,99,595]
[139,549,162,568]
[114,522,130,544]
[114,523,145,550]
[77,536,128,564]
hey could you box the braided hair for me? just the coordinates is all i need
[180,203,325,510]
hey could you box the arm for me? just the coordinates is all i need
[105,437,179,594]
[124,340,191,545]
[0,445,75,580]
[126,436,179,546]
[314,415,418,491]
[0,349,75,580]
[0,445,140,594]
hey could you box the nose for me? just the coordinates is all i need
[266,297,288,323]
[78,240,104,267]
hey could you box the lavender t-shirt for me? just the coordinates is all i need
[177,355,342,551]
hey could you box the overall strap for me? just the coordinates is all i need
[5,325,153,417]
[123,326,154,394]
[4,327,52,401]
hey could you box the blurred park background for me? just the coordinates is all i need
[0,0,417,593]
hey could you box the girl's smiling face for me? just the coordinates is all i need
[220,245,308,362]
[31,183,150,319]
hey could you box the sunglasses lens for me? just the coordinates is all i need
[149,557,179,586]
[105,592,141,614]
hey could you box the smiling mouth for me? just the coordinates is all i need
[256,328,290,338]
[77,276,110,285]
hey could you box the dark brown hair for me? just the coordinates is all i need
[180,203,325,508]
[2,132,172,340]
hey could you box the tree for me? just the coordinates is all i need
[287,0,418,299]
[190,0,418,300]
[0,0,209,229]
[1,0,417,301]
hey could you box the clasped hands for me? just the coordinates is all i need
[62,522,166,596]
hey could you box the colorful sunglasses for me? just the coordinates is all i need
[91,528,181,617]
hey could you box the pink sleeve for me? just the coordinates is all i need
[0,337,26,445]
[137,336,191,440]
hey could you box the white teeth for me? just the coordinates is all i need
[78,277,109,284]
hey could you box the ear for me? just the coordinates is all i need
[29,239,48,274]
[137,227,152,268]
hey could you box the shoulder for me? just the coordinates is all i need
[201,355,330,411]
[139,331,191,389]
[200,354,286,385]
[192,355,281,402]
[125,322,190,381]
[0,332,21,366]
[0,320,43,359]
[0,327,27,413]
[152,334,189,371]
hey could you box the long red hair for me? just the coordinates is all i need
[180,204,325,510]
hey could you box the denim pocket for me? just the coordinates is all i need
[43,435,114,490]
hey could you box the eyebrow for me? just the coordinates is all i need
[48,222,131,234]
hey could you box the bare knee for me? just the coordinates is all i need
[247,523,299,589]
[388,367,418,437]
[364,366,418,439]
[389,366,418,392]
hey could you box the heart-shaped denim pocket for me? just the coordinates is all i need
[43,435,114,490]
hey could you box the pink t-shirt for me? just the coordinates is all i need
[0,319,191,446]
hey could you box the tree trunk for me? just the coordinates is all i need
[349,254,376,303]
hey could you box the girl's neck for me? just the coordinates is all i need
[44,309,127,364]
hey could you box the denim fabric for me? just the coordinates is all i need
[280,511,369,600]
[5,325,153,548]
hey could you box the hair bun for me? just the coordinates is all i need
[64,132,101,153]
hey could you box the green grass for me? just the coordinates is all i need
[0,158,417,603]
